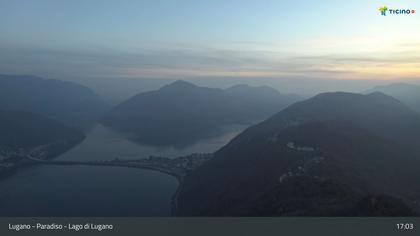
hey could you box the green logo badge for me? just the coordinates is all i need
[379,6,388,16]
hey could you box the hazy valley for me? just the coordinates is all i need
[1,74,420,216]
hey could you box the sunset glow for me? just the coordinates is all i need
[0,0,419,80]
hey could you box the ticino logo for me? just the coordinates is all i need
[379,5,416,16]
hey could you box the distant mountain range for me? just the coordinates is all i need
[3,73,420,216]
[177,92,420,216]
[101,80,301,147]
[75,77,174,105]
[0,75,110,130]
[365,83,420,113]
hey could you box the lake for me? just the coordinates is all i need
[0,124,247,216]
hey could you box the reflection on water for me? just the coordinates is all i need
[0,123,248,216]
[59,124,247,161]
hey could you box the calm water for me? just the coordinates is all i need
[0,124,247,216]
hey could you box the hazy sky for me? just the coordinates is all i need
[0,0,419,80]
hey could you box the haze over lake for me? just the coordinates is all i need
[1,0,420,218]
[0,123,247,216]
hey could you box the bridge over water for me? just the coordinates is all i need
[26,153,213,181]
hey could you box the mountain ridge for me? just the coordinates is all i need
[365,83,420,113]
[0,74,110,130]
[101,80,302,147]
[176,91,420,216]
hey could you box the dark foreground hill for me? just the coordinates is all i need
[0,110,84,150]
[101,80,301,147]
[0,74,110,130]
[0,110,85,176]
[177,92,420,216]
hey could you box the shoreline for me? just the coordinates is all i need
[171,177,183,216]
[1,137,211,217]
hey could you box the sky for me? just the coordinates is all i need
[0,0,420,81]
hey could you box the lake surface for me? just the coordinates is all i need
[0,124,248,216]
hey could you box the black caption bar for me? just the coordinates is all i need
[1,217,419,236]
